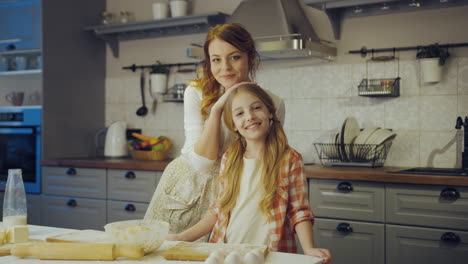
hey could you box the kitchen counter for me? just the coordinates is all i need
[41,158,171,171]
[304,165,468,186]
[41,158,468,186]
[0,225,322,264]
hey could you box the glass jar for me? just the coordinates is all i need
[3,169,27,227]
[101,12,114,25]
[119,11,133,23]
[380,80,393,92]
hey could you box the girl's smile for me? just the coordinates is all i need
[231,92,272,143]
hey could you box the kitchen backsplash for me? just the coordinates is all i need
[105,57,468,168]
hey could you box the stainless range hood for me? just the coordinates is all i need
[228,0,336,60]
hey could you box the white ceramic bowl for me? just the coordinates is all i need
[104,219,169,254]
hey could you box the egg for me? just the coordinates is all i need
[244,251,262,264]
[250,249,265,263]
[224,250,242,264]
[204,256,221,264]
[210,250,225,263]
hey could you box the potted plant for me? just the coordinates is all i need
[416,43,450,83]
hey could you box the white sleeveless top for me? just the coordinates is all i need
[226,158,270,245]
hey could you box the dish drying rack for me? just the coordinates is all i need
[314,141,393,168]
[358,53,400,97]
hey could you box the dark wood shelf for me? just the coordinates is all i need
[84,12,229,58]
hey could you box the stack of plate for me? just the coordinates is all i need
[319,116,397,162]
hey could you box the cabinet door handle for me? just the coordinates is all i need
[6,44,16,50]
[66,168,76,176]
[67,199,77,207]
[336,222,353,233]
[440,188,460,201]
[440,232,461,243]
[125,171,136,179]
[125,204,136,212]
[337,182,353,192]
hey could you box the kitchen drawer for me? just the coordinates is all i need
[386,184,468,230]
[107,200,149,223]
[386,224,468,264]
[313,218,384,264]
[41,195,106,230]
[107,169,161,202]
[42,166,106,199]
[309,179,385,222]
[26,194,41,225]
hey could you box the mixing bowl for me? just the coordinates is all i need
[104,219,169,254]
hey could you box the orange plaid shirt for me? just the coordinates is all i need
[209,148,314,253]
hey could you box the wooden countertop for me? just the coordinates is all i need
[41,158,468,186]
[41,158,171,171]
[305,165,468,187]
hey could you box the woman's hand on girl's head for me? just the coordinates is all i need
[212,81,257,113]
[303,247,333,264]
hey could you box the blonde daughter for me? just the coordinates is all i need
[168,84,332,264]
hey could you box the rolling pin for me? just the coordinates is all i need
[11,242,144,260]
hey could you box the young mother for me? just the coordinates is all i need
[144,23,285,238]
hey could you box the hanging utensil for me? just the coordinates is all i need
[136,70,148,116]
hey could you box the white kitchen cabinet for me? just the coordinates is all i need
[107,200,149,223]
[41,167,106,199]
[106,169,161,223]
[41,166,161,229]
[314,218,384,264]
[386,184,468,230]
[41,195,106,230]
[26,194,41,225]
[107,169,161,202]
[308,179,468,264]
[386,224,468,264]
[309,179,385,264]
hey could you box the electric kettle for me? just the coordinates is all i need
[104,121,128,158]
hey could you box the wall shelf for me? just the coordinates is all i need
[84,12,229,58]
[304,0,468,39]
[162,98,184,103]
[0,69,41,76]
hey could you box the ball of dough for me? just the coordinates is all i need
[210,250,225,263]
[204,256,221,264]
[251,249,265,263]
[224,250,242,264]
[244,251,262,264]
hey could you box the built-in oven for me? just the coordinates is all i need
[0,106,41,193]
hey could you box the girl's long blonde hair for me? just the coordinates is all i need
[194,23,259,120]
[219,84,288,220]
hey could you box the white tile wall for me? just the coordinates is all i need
[105,57,468,168]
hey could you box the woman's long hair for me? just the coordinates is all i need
[194,23,259,119]
[218,84,288,220]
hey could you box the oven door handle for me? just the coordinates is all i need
[0,128,35,134]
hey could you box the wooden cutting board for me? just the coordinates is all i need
[0,239,43,256]
[45,229,115,243]
[163,242,268,261]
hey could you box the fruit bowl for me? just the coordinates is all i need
[104,219,170,254]
[129,137,172,161]
[129,148,170,161]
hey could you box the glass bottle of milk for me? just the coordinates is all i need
[2,169,27,226]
